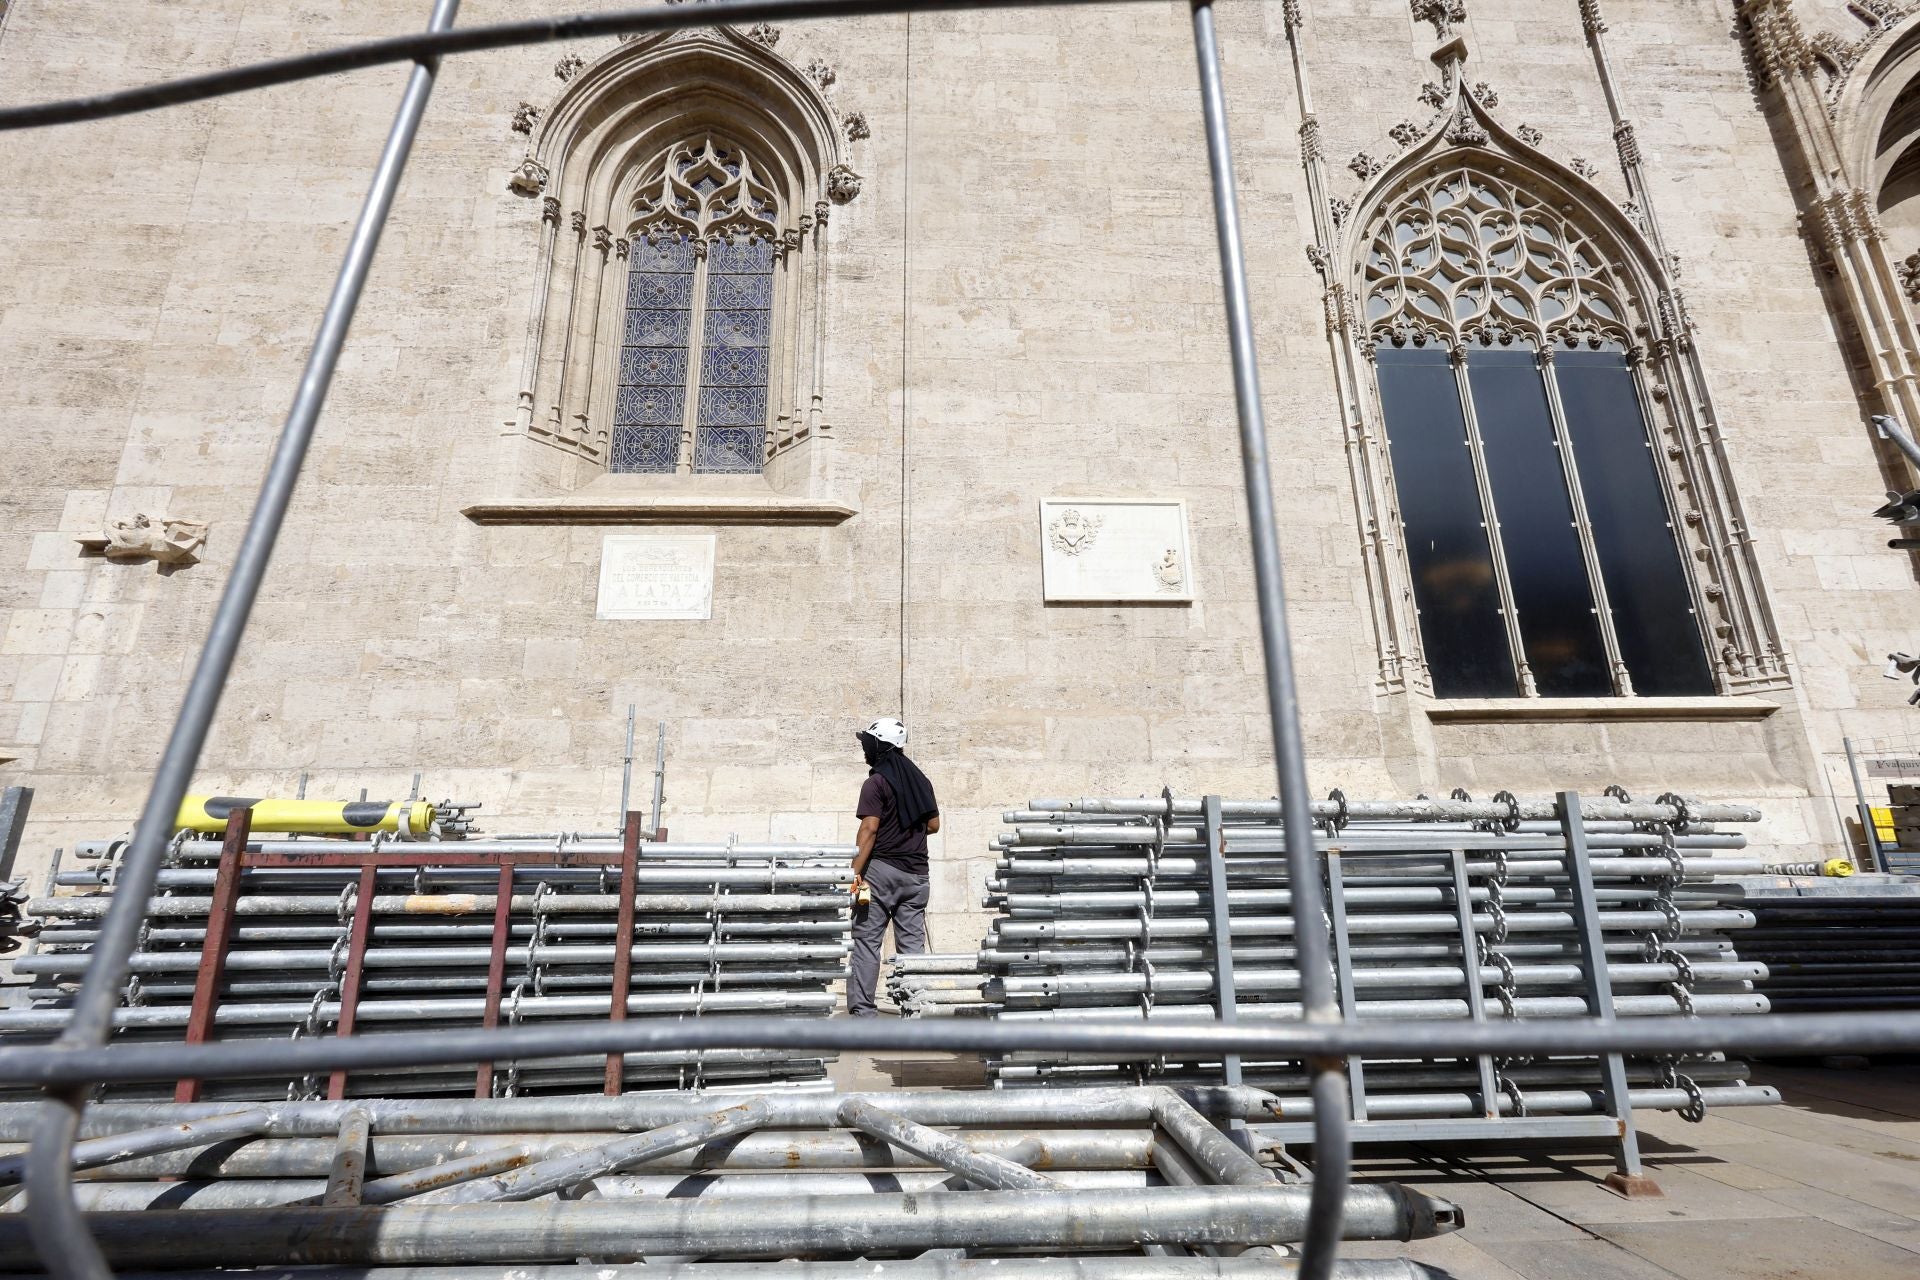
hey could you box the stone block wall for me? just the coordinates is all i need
[0,2,1914,958]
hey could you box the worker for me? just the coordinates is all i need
[847,716,940,1017]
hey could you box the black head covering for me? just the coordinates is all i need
[859,733,938,833]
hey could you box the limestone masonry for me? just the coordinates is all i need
[5,0,1920,948]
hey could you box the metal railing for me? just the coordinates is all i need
[3,3,1920,1279]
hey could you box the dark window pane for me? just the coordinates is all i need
[1374,345,1517,697]
[1555,351,1716,695]
[1465,348,1612,697]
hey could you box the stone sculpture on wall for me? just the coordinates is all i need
[100,514,207,565]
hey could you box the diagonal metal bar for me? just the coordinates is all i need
[835,1097,1058,1190]
[400,1097,771,1204]
[0,1107,272,1185]
[20,4,464,1277]
[322,1107,373,1207]
[1149,1088,1274,1188]
[1186,2,1348,1277]
[0,0,1163,132]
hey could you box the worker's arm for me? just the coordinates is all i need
[925,814,941,835]
[853,815,880,879]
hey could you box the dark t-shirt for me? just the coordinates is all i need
[857,772,932,876]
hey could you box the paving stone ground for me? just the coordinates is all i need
[830,1046,1920,1279]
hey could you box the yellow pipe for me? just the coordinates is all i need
[174,795,432,836]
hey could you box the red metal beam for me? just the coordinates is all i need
[472,865,515,1098]
[325,864,379,1101]
[604,811,644,1095]
[174,807,252,1103]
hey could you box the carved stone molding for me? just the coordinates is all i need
[508,156,550,195]
[1570,156,1600,179]
[1517,123,1544,147]
[554,52,585,83]
[1349,151,1384,180]
[1410,0,1466,40]
[1850,1,1908,31]
[805,59,836,89]
[827,163,863,204]
[745,22,780,47]
[1612,119,1641,167]
[1419,80,1448,111]
[1300,116,1325,160]
[1738,0,1816,88]
[80,515,208,566]
[1578,0,1607,36]
[1470,81,1498,108]
[1444,112,1488,148]
[1390,120,1424,148]
[511,102,540,134]
[842,111,870,142]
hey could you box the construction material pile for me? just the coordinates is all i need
[0,1087,1462,1276]
[1724,873,1920,1014]
[892,791,1780,1132]
[3,830,854,1099]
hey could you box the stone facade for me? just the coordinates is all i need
[2,1,1919,951]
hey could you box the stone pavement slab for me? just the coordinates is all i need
[1475,1238,1688,1280]
[1588,1215,1920,1280]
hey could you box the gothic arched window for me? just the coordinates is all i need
[1362,165,1715,699]
[615,138,780,474]
[492,26,857,508]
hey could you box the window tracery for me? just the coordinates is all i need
[1364,168,1630,353]
[614,138,781,474]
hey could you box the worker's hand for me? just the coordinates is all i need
[851,876,871,907]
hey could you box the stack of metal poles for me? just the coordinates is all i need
[1721,873,1920,1014]
[893,791,1780,1133]
[0,1087,1462,1276]
[5,831,855,1099]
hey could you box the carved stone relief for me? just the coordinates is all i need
[94,515,208,566]
[508,156,550,195]
[1047,508,1102,556]
[827,164,863,204]
[1410,0,1466,40]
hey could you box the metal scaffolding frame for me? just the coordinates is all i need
[3,2,1920,1279]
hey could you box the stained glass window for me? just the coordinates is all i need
[609,138,781,476]
[695,235,774,473]
[1362,163,1714,697]
[612,233,694,474]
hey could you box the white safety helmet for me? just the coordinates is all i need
[861,717,909,749]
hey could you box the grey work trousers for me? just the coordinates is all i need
[847,857,930,1017]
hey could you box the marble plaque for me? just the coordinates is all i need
[596,534,717,621]
[1039,499,1194,604]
